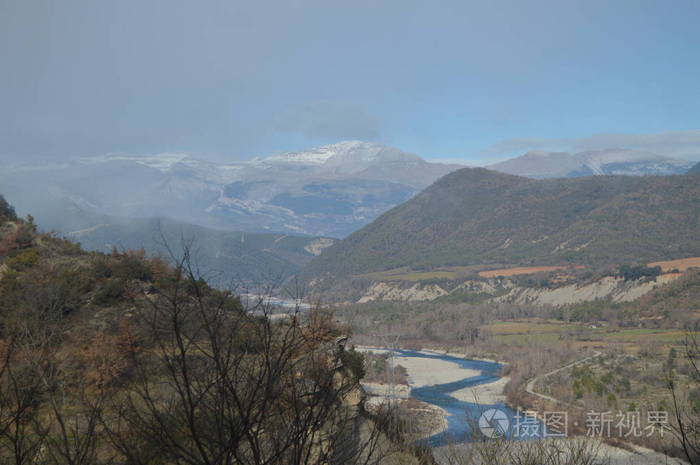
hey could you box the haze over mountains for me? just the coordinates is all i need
[63,207,333,287]
[2,141,460,239]
[2,140,697,289]
[4,141,695,243]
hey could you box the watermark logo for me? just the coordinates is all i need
[475,409,668,440]
[479,408,510,438]
[585,410,667,438]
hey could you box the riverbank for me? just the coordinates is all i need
[358,346,487,386]
[360,382,449,438]
[358,347,454,437]
[357,346,508,446]
[393,353,480,387]
[358,346,509,405]
[356,347,686,463]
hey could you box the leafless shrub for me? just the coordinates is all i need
[667,333,700,464]
[97,249,388,465]
[437,437,608,465]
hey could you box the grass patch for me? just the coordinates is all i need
[479,319,689,352]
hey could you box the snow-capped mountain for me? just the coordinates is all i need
[574,149,692,175]
[1,141,462,238]
[261,142,349,166]
[488,149,693,179]
[4,142,694,240]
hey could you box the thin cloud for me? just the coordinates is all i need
[273,101,381,141]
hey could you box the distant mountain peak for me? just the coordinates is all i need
[263,146,337,165]
[5,140,460,238]
[488,149,693,179]
[321,140,375,150]
[93,152,194,170]
[262,140,416,167]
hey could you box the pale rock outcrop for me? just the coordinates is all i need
[495,274,680,306]
[356,274,680,306]
[357,282,448,303]
[304,237,335,256]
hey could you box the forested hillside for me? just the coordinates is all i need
[65,214,333,287]
[301,169,700,286]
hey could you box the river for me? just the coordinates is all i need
[363,348,679,464]
[390,349,545,447]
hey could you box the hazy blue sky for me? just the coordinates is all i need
[2,0,699,163]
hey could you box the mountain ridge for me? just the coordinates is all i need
[299,168,700,289]
[2,194,332,288]
[1,141,462,238]
[488,148,693,178]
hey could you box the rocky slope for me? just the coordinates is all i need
[351,273,682,306]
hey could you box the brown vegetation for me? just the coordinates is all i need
[436,438,608,465]
[363,352,410,386]
[649,257,700,273]
[0,213,405,465]
[478,266,575,278]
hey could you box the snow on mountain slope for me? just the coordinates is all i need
[575,149,691,175]
[262,146,336,165]
[260,141,425,175]
[489,149,693,178]
[1,141,460,238]
[5,141,693,240]
[82,152,193,171]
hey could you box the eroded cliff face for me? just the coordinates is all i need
[494,274,681,306]
[358,282,449,303]
[355,274,681,306]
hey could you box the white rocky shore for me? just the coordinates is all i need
[359,347,507,405]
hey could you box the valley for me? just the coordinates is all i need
[2,145,699,465]
[332,261,700,462]
[291,165,699,462]
[5,3,700,464]
[3,159,700,464]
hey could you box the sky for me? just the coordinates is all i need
[2,0,700,165]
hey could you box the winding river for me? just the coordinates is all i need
[392,350,545,447]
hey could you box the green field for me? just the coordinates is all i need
[480,319,687,351]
